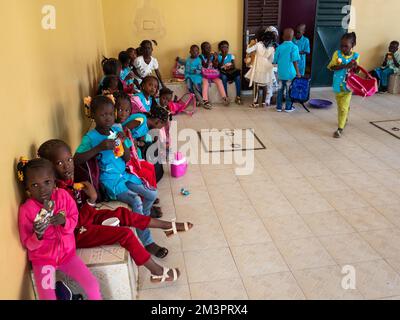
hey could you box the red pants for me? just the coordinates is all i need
[75,204,151,266]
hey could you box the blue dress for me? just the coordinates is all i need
[76,124,142,200]
[185,57,203,85]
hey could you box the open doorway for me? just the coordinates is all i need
[279,0,317,77]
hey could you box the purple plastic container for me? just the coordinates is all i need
[309,99,333,109]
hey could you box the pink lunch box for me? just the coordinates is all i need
[171,152,188,178]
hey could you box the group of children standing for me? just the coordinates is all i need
[17,40,195,300]
[245,24,309,112]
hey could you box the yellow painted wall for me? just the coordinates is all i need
[350,0,400,70]
[102,0,244,79]
[0,0,106,299]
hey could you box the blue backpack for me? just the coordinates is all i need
[289,77,311,112]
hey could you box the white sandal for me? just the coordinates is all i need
[164,219,192,238]
[150,267,180,283]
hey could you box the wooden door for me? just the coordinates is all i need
[242,0,281,89]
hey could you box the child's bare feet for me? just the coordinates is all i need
[150,206,163,218]
[164,220,193,237]
[145,243,169,259]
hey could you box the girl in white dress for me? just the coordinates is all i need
[245,31,276,108]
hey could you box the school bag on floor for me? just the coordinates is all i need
[168,93,196,116]
[346,66,378,97]
[289,77,311,112]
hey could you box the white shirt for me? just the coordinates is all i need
[134,56,159,78]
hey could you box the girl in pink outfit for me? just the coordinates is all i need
[200,42,229,109]
[17,158,102,300]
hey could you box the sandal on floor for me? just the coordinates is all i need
[155,247,169,259]
[150,206,163,218]
[222,97,230,106]
[235,96,242,105]
[164,219,193,238]
[203,101,213,110]
[150,267,180,283]
[249,103,259,108]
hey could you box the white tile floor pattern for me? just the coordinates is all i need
[138,89,400,300]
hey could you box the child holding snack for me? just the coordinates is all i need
[327,32,360,138]
[373,41,400,92]
[38,139,193,282]
[17,158,102,300]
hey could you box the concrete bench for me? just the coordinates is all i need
[166,79,237,104]
[30,202,139,300]
[388,74,400,94]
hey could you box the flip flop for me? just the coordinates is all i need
[150,267,180,283]
[164,219,193,238]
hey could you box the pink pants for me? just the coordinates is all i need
[32,254,102,300]
[202,78,226,101]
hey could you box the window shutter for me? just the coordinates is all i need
[246,0,280,28]
[316,0,351,27]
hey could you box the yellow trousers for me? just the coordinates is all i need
[335,92,352,130]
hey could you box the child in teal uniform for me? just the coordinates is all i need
[293,24,311,76]
[373,41,400,92]
[131,76,159,113]
[177,45,204,105]
[218,41,242,105]
[74,95,169,258]
[273,28,301,112]
[327,32,359,138]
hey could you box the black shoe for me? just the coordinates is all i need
[56,281,73,300]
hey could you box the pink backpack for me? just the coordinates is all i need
[168,93,196,116]
[346,66,378,97]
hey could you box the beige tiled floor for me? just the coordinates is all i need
[138,89,400,300]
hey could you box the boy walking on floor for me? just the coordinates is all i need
[273,28,301,112]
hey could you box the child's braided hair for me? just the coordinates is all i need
[342,32,357,46]
[17,157,55,185]
[149,103,172,123]
[101,56,121,76]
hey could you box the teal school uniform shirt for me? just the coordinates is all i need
[293,36,310,75]
[76,124,141,200]
[218,53,235,65]
[185,57,203,85]
[273,41,301,81]
[120,67,134,86]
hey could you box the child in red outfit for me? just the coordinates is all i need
[38,139,193,283]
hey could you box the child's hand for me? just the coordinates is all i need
[347,60,357,69]
[296,73,302,78]
[117,132,126,142]
[98,139,116,151]
[125,72,134,80]
[50,212,66,226]
[33,220,50,239]
[80,181,98,204]
[176,56,180,62]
